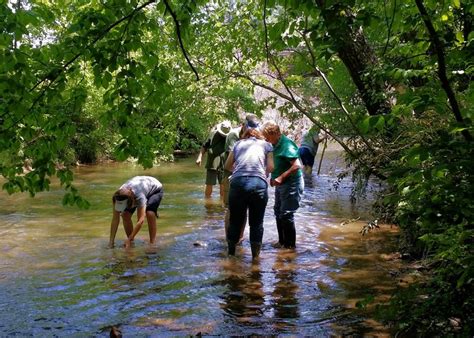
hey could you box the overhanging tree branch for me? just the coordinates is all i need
[415,0,472,142]
[163,0,199,81]
[299,30,377,154]
[0,1,158,133]
[231,71,387,180]
[262,2,300,112]
[263,0,271,65]
[30,0,157,94]
[382,0,397,56]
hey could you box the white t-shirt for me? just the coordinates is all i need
[230,137,273,182]
[120,176,162,207]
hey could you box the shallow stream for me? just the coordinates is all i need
[0,149,401,336]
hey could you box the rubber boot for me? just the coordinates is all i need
[276,218,285,247]
[228,241,236,256]
[282,219,296,249]
[250,242,262,260]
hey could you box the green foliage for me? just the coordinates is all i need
[1,0,258,204]
[378,131,474,334]
[1,0,474,334]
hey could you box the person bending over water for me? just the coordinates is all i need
[109,176,164,248]
[225,121,273,260]
[299,125,328,176]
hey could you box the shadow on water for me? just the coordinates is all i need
[0,152,402,336]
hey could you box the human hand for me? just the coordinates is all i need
[270,178,282,187]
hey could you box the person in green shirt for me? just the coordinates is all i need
[299,126,328,175]
[261,120,304,249]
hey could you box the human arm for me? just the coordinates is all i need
[124,206,146,248]
[109,209,121,248]
[313,130,328,144]
[270,158,302,187]
[224,151,234,172]
[266,152,274,176]
[195,147,206,166]
[197,134,214,166]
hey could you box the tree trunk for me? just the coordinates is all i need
[315,1,392,116]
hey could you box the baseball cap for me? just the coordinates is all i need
[245,114,259,129]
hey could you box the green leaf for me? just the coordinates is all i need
[359,116,371,134]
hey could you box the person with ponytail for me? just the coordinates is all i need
[224,115,274,260]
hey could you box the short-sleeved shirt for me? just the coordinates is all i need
[120,176,163,208]
[271,134,302,182]
[202,129,227,170]
[231,137,273,183]
[300,128,321,156]
[223,127,241,174]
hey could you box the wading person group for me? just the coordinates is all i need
[108,116,327,261]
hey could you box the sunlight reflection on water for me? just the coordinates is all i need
[0,151,401,336]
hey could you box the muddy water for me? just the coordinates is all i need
[0,148,401,336]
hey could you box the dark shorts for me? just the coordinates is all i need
[125,189,164,215]
[299,147,315,167]
[205,169,224,185]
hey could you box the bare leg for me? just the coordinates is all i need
[146,210,157,244]
[205,184,213,198]
[219,183,225,201]
[122,212,133,238]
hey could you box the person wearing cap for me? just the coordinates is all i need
[222,114,260,242]
[109,176,164,248]
[224,118,274,260]
[299,125,328,175]
[261,120,303,249]
[196,120,232,199]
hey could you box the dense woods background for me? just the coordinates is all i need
[1,0,473,335]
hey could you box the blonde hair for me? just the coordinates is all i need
[261,120,281,136]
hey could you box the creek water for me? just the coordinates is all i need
[0,147,401,336]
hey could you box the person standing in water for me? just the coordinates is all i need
[222,114,260,242]
[196,121,232,200]
[109,176,164,248]
[298,125,328,176]
[225,119,273,260]
[261,121,303,249]
[223,119,244,240]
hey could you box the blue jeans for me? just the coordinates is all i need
[228,176,268,244]
[274,175,304,223]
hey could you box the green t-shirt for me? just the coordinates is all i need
[271,134,302,181]
[300,127,320,156]
[223,127,241,174]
